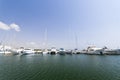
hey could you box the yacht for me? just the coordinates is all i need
[0,45,14,55]
[42,49,49,55]
[58,48,66,55]
[34,49,42,54]
[17,47,25,55]
[85,46,104,55]
[66,49,73,55]
[50,47,57,55]
[72,48,80,54]
[104,49,120,55]
[23,48,35,54]
[17,47,35,56]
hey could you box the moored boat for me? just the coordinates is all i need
[85,46,104,55]
[50,47,57,55]
[42,49,49,55]
[104,49,120,55]
[58,48,66,55]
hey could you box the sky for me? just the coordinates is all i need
[0,0,120,49]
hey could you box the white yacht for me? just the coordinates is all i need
[104,49,120,55]
[0,45,13,55]
[58,48,66,55]
[72,48,80,54]
[85,46,104,55]
[66,49,73,55]
[23,48,35,54]
[17,47,25,55]
[34,49,42,54]
[42,49,48,55]
[17,47,35,56]
[50,47,58,55]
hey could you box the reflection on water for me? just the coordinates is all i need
[0,54,120,80]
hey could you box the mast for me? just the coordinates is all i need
[44,28,48,51]
[75,33,78,50]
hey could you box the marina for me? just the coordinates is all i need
[0,0,120,80]
[1,44,120,56]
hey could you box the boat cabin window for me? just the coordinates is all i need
[89,49,94,51]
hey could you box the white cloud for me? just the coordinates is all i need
[0,21,10,30]
[0,21,21,32]
[10,23,20,32]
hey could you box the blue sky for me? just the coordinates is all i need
[0,0,120,49]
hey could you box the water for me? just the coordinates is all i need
[0,54,120,80]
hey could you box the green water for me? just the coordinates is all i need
[0,54,120,80]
